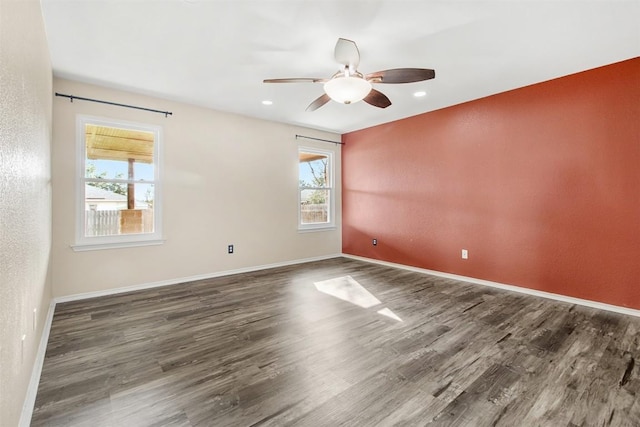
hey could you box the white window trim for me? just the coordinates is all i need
[298,146,335,232]
[72,115,164,251]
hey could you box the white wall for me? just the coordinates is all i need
[0,0,53,425]
[52,78,342,297]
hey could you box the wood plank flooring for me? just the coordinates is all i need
[31,258,640,426]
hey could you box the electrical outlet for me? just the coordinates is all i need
[228,244,234,254]
[372,238,377,246]
[461,249,468,259]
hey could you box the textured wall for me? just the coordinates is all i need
[52,78,341,297]
[343,58,640,309]
[0,0,53,425]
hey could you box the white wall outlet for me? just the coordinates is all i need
[461,249,468,259]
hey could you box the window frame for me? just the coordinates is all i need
[298,146,335,232]
[72,115,164,251]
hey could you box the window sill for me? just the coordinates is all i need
[71,239,165,252]
[298,225,336,233]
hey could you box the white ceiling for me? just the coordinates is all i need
[41,1,639,134]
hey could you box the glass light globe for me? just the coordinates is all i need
[324,76,372,104]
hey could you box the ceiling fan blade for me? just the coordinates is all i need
[306,93,331,112]
[364,89,391,109]
[366,68,435,84]
[334,38,360,69]
[263,78,327,83]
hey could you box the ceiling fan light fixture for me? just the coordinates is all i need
[324,76,372,104]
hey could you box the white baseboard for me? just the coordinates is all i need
[55,253,342,303]
[19,299,56,427]
[342,254,640,318]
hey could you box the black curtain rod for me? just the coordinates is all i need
[55,93,173,117]
[295,134,343,145]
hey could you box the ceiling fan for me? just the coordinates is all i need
[263,38,435,111]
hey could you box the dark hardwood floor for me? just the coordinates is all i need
[32,257,640,426]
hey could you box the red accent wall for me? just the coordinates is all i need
[342,58,640,309]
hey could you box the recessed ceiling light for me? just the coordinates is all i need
[413,91,427,97]
[262,100,273,106]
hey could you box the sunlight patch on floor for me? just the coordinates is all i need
[314,276,381,308]
[314,276,402,321]
[377,307,403,322]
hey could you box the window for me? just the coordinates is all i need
[299,147,334,230]
[73,115,162,250]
